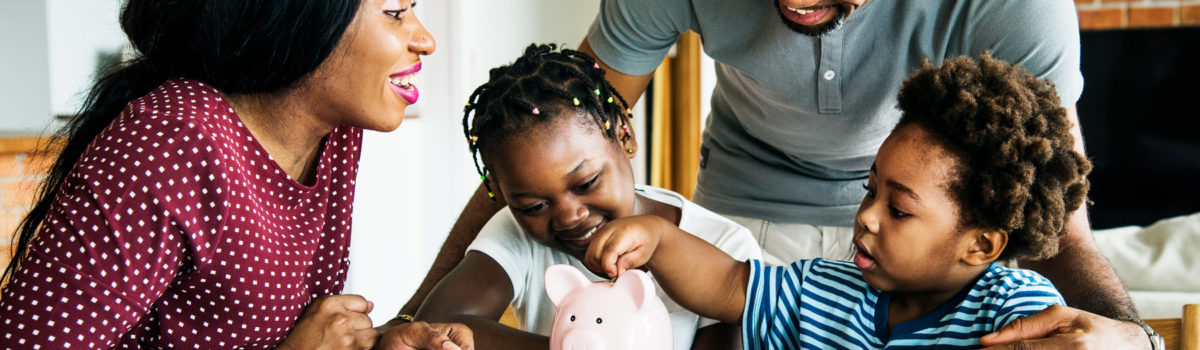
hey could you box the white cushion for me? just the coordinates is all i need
[1128,291,1200,319]
[1093,212,1200,293]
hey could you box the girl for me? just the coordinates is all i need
[585,54,1092,349]
[407,44,761,350]
[0,1,470,349]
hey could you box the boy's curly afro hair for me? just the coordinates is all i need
[896,54,1092,261]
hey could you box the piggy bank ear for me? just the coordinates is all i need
[545,265,590,306]
[613,269,656,310]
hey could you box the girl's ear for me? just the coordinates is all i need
[961,228,1007,266]
[619,116,638,159]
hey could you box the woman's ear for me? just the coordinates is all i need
[961,228,1007,266]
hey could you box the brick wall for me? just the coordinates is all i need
[0,137,53,286]
[1077,0,1200,30]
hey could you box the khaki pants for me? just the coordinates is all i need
[722,214,856,266]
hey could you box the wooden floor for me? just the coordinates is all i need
[500,306,519,328]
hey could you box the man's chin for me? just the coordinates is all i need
[776,3,849,37]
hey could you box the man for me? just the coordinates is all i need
[399,1,1156,348]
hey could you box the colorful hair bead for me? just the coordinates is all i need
[593,89,601,95]
[593,63,600,69]
[605,121,611,129]
[532,107,540,115]
[607,97,614,103]
[573,98,580,106]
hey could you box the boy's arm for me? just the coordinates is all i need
[649,224,750,324]
[587,215,750,324]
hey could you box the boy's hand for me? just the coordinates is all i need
[584,215,673,278]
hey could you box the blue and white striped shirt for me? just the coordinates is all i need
[742,259,1064,349]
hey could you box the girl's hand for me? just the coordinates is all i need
[375,321,475,350]
[584,215,673,279]
[275,294,378,350]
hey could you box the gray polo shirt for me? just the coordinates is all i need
[587,0,1083,226]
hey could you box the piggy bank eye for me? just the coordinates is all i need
[569,315,575,322]
[595,317,603,324]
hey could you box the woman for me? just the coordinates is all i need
[0,0,472,349]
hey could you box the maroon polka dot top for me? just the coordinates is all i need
[0,79,363,349]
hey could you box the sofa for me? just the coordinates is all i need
[1094,212,1200,318]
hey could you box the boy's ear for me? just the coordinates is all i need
[961,228,1007,266]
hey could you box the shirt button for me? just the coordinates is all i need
[823,70,836,80]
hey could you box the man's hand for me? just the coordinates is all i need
[375,320,475,350]
[978,305,1150,349]
[275,295,378,350]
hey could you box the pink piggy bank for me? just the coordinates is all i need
[545,264,673,350]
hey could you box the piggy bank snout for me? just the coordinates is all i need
[546,265,673,350]
[560,330,608,350]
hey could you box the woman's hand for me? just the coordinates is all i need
[275,294,379,350]
[375,320,474,350]
[978,304,1150,349]
[584,215,673,279]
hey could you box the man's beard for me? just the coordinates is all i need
[776,1,849,37]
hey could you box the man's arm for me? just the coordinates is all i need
[397,182,507,316]
[578,38,654,107]
[1018,106,1138,320]
[1020,208,1137,319]
[998,106,1150,349]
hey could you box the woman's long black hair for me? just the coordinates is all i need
[2,0,363,285]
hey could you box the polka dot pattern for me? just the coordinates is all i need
[0,79,363,349]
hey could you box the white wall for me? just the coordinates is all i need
[0,0,125,133]
[0,1,51,133]
[45,0,126,117]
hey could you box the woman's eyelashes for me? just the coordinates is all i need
[384,9,407,20]
[383,1,415,20]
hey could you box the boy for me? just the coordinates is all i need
[584,54,1091,349]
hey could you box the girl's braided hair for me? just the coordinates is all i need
[462,43,633,198]
[897,54,1092,261]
